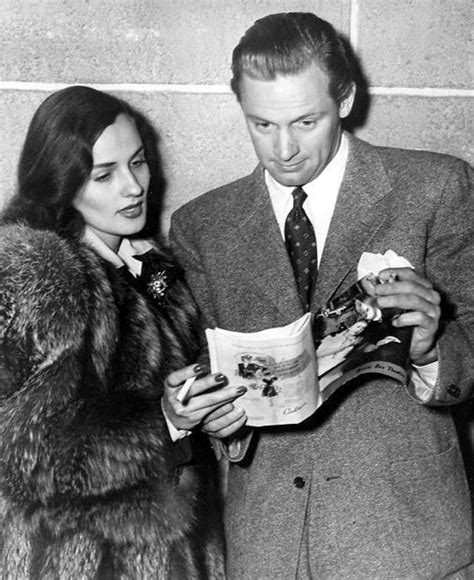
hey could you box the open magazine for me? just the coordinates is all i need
[206,252,413,427]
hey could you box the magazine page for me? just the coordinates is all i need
[313,272,413,404]
[206,313,318,427]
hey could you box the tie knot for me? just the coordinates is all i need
[292,187,307,209]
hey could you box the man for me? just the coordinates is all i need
[165,12,473,578]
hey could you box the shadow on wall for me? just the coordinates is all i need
[339,34,371,133]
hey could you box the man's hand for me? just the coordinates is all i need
[375,267,441,365]
[163,364,247,431]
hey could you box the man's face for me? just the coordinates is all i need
[239,64,355,186]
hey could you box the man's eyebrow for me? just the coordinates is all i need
[246,112,322,123]
[246,114,270,122]
[292,112,322,122]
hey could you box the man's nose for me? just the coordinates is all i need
[274,129,299,161]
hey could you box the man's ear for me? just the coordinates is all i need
[339,83,356,119]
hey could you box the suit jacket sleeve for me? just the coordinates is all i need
[408,159,474,405]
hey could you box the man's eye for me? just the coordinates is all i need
[255,122,271,132]
[297,120,316,129]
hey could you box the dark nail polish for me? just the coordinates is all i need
[193,364,209,377]
[236,386,247,395]
[215,373,226,383]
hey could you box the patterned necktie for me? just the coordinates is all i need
[284,186,318,311]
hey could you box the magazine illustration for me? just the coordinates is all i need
[206,313,318,426]
[313,272,412,404]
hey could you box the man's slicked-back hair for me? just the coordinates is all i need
[231,12,354,105]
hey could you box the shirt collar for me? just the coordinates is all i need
[82,226,153,277]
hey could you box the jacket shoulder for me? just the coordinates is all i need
[354,136,471,179]
[348,137,472,209]
[172,170,259,222]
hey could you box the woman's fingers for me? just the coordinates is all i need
[163,364,247,431]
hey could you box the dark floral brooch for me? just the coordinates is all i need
[133,250,181,305]
[146,269,174,301]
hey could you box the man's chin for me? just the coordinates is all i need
[270,172,308,187]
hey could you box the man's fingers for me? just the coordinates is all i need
[376,290,441,316]
[374,270,441,316]
[378,267,434,289]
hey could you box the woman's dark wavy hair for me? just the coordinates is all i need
[231,12,354,105]
[2,85,163,239]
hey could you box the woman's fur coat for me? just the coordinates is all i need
[0,223,224,578]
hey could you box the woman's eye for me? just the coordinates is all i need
[94,173,110,183]
[131,157,147,168]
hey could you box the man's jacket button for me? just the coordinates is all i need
[293,476,305,488]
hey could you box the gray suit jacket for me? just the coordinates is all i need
[170,135,473,578]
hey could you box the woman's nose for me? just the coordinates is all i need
[121,170,143,197]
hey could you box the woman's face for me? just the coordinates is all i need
[73,113,150,251]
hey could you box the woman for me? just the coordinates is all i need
[0,86,226,578]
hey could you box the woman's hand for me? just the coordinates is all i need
[162,363,247,431]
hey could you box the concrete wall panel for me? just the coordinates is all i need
[358,0,472,88]
[0,0,350,85]
[356,95,473,164]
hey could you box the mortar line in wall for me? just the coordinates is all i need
[0,82,472,98]
[371,87,474,97]
[0,82,232,94]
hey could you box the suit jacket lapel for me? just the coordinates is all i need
[225,167,303,320]
[314,135,393,308]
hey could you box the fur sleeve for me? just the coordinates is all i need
[0,226,177,507]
